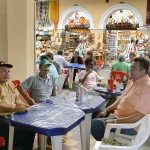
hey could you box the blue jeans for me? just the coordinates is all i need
[91,118,137,141]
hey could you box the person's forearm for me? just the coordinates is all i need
[64,61,69,66]
[105,98,120,113]
[16,100,29,107]
[0,104,14,113]
[17,85,28,99]
[17,85,34,105]
[115,112,144,124]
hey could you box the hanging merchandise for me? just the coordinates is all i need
[35,0,56,63]
[65,12,90,32]
[39,1,49,22]
[106,10,139,30]
[49,0,59,29]
[36,1,39,21]
[146,0,150,24]
[75,35,91,57]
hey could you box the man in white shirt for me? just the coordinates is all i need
[54,50,69,70]
[126,52,136,66]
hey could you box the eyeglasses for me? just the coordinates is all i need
[130,66,143,71]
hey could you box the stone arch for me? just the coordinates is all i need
[99,4,144,30]
[58,6,94,29]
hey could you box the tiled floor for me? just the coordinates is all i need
[62,127,96,150]
[33,126,96,150]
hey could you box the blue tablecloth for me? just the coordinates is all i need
[48,92,106,114]
[64,63,98,70]
[10,103,85,136]
[93,86,122,96]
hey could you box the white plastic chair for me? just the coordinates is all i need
[57,74,67,94]
[93,114,150,150]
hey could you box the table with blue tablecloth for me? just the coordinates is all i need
[9,91,105,150]
[8,103,85,150]
[48,91,106,150]
[93,86,122,96]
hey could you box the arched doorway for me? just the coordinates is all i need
[99,4,144,60]
[99,4,144,29]
[58,6,94,29]
[58,6,95,58]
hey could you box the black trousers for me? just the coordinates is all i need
[73,69,78,81]
[0,116,35,150]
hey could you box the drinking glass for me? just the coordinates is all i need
[88,96,92,105]
[116,82,123,92]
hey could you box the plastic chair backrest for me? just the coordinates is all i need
[96,60,104,70]
[93,115,150,150]
[12,80,20,88]
[57,74,67,94]
[111,71,129,82]
[12,80,30,96]
[133,114,150,147]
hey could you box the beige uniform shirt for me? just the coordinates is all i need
[0,81,20,116]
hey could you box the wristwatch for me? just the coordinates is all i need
[113,119,117,124]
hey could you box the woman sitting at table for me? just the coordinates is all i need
[70,51,83,82]
[78,58,101,91]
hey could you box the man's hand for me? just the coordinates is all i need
[28,99,36,105]
[103,119,114,127]
[13,105,28,113]
[96,110,107,118]
[25,98,36,106]
[16,100,30,107]
[16,99,35,106]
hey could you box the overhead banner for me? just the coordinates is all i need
[146,0,150,24]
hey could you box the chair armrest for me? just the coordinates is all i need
[104,120,142,139]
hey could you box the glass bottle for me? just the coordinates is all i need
[76,83,83,102]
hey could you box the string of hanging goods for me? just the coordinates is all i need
[49,0,59,29]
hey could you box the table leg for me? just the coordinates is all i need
[8,125,14,150]
[51,135,63,150]
[68,68,74,89]
[40,134,46,150]
[80,119,86,150]
[78,69,82,74]
[85,113,92,150]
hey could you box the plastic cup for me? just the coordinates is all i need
[88,96,92,105]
